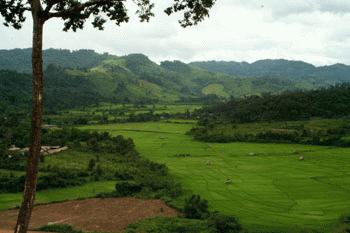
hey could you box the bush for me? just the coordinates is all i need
[115,181,142,196]
[125,217,209,233]
[207,212,242,233]
[36,170,88,190]
[36,224,83,233]
[184,195,209,219]
[0,174,25,192]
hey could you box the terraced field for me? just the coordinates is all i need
[81,121,350,233]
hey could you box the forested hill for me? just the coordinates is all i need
[0,49,312,110]
[1,48,350,111]
[0,48,115,73]
[196,84,350,123]
[190,60,350,84]
[0,66,102,112]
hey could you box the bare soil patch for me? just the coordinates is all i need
[0,198,178,233]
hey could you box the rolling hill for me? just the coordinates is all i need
[190,59,350,85]
[1,48,349,111]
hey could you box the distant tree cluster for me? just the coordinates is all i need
[0,48,113,73]
[198,84,350,123]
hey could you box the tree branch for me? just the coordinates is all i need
[43,0,62,14]
[45,0,116,19]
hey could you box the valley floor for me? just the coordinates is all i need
[80,121,350,233]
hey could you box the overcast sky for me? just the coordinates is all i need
[1,0,350,65]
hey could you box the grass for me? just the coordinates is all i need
[80,121,350,233]
[0,181,115,211]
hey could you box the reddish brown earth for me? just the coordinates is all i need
[0,198,178,233]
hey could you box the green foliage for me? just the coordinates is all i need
[87,158,96,171]
[184,195,209,219]
[125,217,209,233]
[110,159,181,198]
[125,214,242,233]
[45,103,199,127]
[0,181,116,211]
[0,112,30,162]
[207,213,242,233]
[332,215,350,233]
[0,128,138,193]
[0,48,114,73]
[193,85,350,145]
[1,123,181,200]
[36,224,83,233]
[41,128,137,155]
[197,84,350,123]
[115,181,142,196]
[0,174,25,193]
[191,59,350,85]
[0,66,103,113]
[81,121,350,233]
[44,65,103,111]
[190,118,350,146]
[0,169,89,193]
[1,50,342,110]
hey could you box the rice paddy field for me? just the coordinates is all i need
[80,121,350,233]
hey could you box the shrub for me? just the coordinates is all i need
[115,181,142,196]
[87,158,96,171]
[37,170,87,190]
[0,174,25,193]
[207,212,242,233]
[183,195,209,219]
[36,224,83,233]
[125,217,209,233]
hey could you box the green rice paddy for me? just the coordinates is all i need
[80,121,350,233]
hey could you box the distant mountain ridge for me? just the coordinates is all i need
[190,59,350,83]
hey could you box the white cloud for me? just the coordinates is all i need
[1,0,350,65]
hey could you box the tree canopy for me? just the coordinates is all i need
[1,0,216,30]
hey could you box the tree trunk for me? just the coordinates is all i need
[14,6,44,233]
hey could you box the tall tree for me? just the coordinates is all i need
[0,1,216,233]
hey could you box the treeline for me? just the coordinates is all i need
[197,84,350,123]
[0,48,113,73]
[190,121,350,146]
[48,110,194,126]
